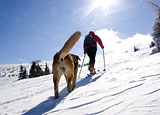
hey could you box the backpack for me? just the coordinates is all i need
[84,35,97,48]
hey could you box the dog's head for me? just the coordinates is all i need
[70,54,81,63]
[70,54,81,70]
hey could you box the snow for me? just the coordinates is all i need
[0,48,160,115]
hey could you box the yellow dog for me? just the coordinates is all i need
[52,31,81,99]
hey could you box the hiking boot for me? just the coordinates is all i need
[89,64,94,71]
[90,69,96,74]
[89,64,96,74]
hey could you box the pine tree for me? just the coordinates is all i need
[19,65,27,80]
[134,46,139,52]
[29,61,37,78]
[36,64,44,77]
[19,65,23,80]
[44,63,50,75]
[29,61,46,78]
[23,68,28,79]
[150,41,155,48]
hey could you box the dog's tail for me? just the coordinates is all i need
[59,31,81,59]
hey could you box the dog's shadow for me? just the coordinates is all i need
[23,73,104,115]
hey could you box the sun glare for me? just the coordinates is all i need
[92,0,118,10]
[83,0,119,17]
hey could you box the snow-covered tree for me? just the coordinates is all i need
[19,65,27,80]
[44,63,50,75]
[35,64,44,77]
[29,61,45,78]
[146,0,160,51]
[29,61,37,78]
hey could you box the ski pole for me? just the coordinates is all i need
[78,53,86,78]
[102,48,106,71]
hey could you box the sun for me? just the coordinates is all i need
[83,0,119,17]
[92,0,118,10]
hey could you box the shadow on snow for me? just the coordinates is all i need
[23,72,104,115]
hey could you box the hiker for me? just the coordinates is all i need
[83,31,104,74]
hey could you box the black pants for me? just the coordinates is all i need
[86,47,97,66]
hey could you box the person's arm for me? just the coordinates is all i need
[83,39,87,54]
[94,35,104,49]
[84,47,87,54]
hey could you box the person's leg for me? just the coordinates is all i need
[90,47,97,66]
[86,47,97,72]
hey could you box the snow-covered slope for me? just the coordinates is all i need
[0,48,160,115]
[0,61,52,79]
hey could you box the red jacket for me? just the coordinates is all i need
[84,31,104,53]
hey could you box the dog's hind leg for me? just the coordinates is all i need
[53,71,62,99]
[65,73,74,93]
[72,71,78,90]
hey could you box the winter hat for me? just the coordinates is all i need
[89,31,95,35]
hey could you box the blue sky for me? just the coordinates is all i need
[0,0,156,64]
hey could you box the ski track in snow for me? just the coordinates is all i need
[0,48,160,115]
